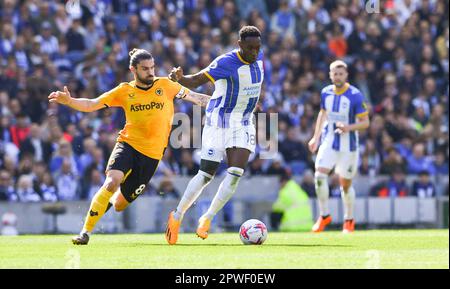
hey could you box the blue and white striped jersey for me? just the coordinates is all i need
[202,49,264,128]
[320,83,368,152]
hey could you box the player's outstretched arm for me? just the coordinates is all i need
[169,67,210,89]
[48,86,105,112]
[181,91,211,107]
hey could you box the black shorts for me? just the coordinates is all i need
[106,142,159,203]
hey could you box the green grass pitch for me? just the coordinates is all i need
[0,230,448,269]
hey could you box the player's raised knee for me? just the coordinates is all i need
[105,179,121,192]
[104,173,123,192]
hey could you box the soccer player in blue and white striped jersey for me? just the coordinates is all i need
[308,60,370,233]
[165,26,264,244]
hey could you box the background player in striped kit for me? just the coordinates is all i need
[308,60,370,233]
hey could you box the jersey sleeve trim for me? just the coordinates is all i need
[356,111,369,118]
[203,71,215,83]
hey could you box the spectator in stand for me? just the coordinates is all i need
[49,139,80,177]
[34,21,59,56]
[371,167,409,198]
[271,171,313,231]
[0,170,17,201]
[19,123,53,163]
[266,154,287,176]
[300,170,315,198]
[54,158,79,201]
[158,178,180,199]
[179,150,199,176]
[249,157,265,175]
[406,142,435,174]
[270,0,295,38]
[327,25,348,58]
[39,171,58,202]
[86,167,104,200]
[380,147,407,175]
[432,150,449,175]
[9,113,30,149]
[16,174,41,202]
[411,170,436,198]
[279,127,310,167]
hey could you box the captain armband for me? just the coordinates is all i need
[175,88,187,99]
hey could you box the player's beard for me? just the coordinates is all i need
[136,73,154,86]
[333,80,345,88]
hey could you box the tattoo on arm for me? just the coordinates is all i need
[188,91,210,107]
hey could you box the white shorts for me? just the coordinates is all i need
[315,145,359,179]
[201,125,256,162]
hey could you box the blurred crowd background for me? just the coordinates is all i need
[0,0,448,202]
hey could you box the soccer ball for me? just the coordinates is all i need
[239,219,268,245]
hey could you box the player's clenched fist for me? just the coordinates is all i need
[169,66,184,82]
[334,121,349,135]
[308,137,319,154]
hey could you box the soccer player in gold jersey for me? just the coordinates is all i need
[48,48,211,245]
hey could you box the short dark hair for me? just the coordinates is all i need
[129,48,153,68]
[279,169,291,183]
[239,26,261,41]
[418,170,430,176]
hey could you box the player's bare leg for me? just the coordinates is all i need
[72,170,123,245]
[110,189,130,212]
[340,177,355,233]
[197,148,250,239]
[312,167,332,232]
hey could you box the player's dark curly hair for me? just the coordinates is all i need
[239,26,261,41]
[129,48,153,68]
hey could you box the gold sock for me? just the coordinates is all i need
[82,187,114,233]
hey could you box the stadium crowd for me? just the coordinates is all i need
[0,0,448,202]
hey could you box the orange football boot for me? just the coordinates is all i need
[165,211,181,245]
[312,215,332,232]
[343,219,355,233]
[196,216,211,239]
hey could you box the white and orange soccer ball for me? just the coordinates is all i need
[239,219,268,245]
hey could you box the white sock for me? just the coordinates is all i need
[174,170,213,220]
[315,171,330,217]
[80,229,91,236]
[203,167,244,220]
[341,186,355,220]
